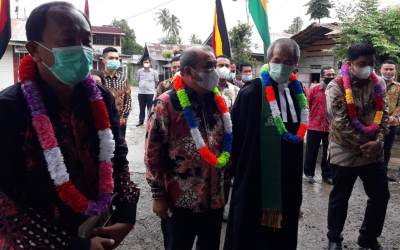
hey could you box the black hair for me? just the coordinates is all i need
[320,66,334,76]
[230,59,236,65]
[347,43,376,61]
[143,57,150,62]
[239,63,252,73]
[216,55,230,60]
[102,47,118,56]
[381,60,396,66]
[171,55,180,63]
[26,1,90,42]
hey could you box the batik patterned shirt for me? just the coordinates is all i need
[0,80,139,250]
[145,88,229,212]
[386,80,400,119]
[102,71,132,119]
[326,76,389,167]
[307,83,330,132]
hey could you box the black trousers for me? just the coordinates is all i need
[161,208,223,250]
[384,126,397,170]
[138,94,154,124]
[327,163,390,243]
[304,130,331,179]
[120,125,127,138]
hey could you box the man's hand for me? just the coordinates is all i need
[360,141,382,160]
[153,198,169,219]
[120,118,127,126]
[389,116,399,126]
[93,223,133,249]
[90,236,115,250]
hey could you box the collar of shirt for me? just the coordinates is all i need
[277,81,298,123]
[103,70,120,79]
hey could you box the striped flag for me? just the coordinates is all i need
[0,0,11,59]
[212,0,231,57]
[248,0,271,47]
[84,0,89,19]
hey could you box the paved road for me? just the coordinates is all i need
[118,87,400,250]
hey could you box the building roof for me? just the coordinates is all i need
[203,31,292,55]
[9,20,125,44]
[92,25,125,35]
[144,43,190,62]
[291,22,340,49]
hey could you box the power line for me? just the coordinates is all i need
[125,0,178,19]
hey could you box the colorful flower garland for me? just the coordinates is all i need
[172,74,232,168]
[19,55,115,216]
[341,63,384,134]
[260,64,309,144]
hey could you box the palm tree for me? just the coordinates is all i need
[168,14,181,37]
[156,8,171,33]
[155,8,182,44]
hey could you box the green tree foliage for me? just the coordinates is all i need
[189,34,202,45]
[285,17,304,34]
[335,0,400,63]
[229,22,255,66]
[305,0,333,23]
[155,8,182,44]
[111,19,143,55]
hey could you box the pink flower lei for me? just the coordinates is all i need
[19,55,115,216]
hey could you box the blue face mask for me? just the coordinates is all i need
[36,42,93,86]
[241,74,253,82]
[106,59,121,71]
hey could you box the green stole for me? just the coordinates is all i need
[260,82,283,229]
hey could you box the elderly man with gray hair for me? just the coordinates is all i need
[224,38,305,250]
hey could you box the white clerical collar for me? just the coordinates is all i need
[277,82,298,123]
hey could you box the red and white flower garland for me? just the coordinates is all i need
[19,55,115,216]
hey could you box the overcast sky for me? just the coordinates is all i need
[10,0,399,47]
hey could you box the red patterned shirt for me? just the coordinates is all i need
[145,89,229,212]
[307,83,330,132]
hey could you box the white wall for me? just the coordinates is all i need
[0,46,14,90]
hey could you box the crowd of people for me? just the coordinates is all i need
[0,2,399,250]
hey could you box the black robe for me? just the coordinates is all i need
[224,78,304,250]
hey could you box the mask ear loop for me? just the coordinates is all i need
[34,41,54,69]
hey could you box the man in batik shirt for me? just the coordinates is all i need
[304,66,336,185]
[0,2,139,249]
[380,60,400,181]
[326,43,389,250]
[156,55,181,97]
[101,46,131,138]
[145,46,229,250]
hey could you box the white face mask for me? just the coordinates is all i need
[241,74,253,82]
[193,69,220,91]
[217,66,230,80]
[382,75,395,81]
[144,62,150,68]
[353,66,372,80]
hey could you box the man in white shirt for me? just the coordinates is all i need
[135,57,159,126]
[216,55,240,110]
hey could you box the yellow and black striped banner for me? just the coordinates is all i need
[212,0,231,57]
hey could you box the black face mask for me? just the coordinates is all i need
[323,77,334,84]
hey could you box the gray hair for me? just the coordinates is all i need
[179,45,214,75]
[266,38,301,63]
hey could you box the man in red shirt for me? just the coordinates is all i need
[304,66,336,184]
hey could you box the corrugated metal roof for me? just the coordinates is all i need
[92,26,125,35]
[291,22,340,48]
[145,43,190,61]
